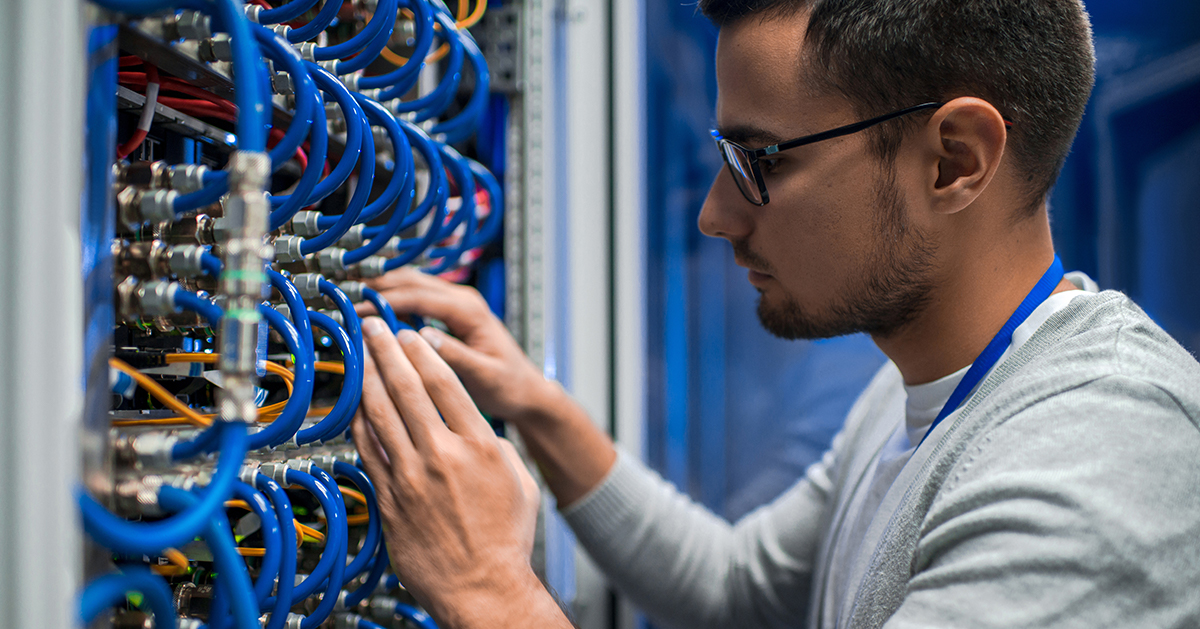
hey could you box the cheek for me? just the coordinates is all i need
[758,163,880,301]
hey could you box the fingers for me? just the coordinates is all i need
[497,439,540,506]
[396,329,494,441]
[359,338,419,465]
[366,268,495,338]
[417,327,492,380]
[362,317,450,450]
[351,413,400,514]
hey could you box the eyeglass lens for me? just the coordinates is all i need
[720,141,763,205]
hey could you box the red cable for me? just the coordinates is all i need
[116,64,160,159]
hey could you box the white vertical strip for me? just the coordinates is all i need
[611,0,646,625]
[0,1,85,627]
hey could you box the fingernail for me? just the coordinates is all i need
[397,329,419,345]
[419,326,442,350]
[362,317,388,338]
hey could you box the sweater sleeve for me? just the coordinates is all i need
[561,442,840,629]
[881,375,1200,629]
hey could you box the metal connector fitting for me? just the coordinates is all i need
[337,224,365,249]
[333,613,362,629]
[178,619,204,629]
[310,454,338,470]
[286,458,314,474]
[170,164,209,193]
[239,463,261,484]
[290,210,322,237]
[294,41,316,62]
[273,24,292,39]
[318,59,340,75]
[119,160,171,188]
[286,613,305,629]
[228,151,272,193]
[271,70,294,96]
[259,462,289,485]
[340,72,361,92]
[275,235,306,263]
[383,236,403,257]
[369,596,399,619]
[168,10,212,40]
[113,474,163,516]
[200,34,233,62]
[130,433,179,470]
[338,281,366,302]
[244,3,261,22]
[139,279,179,316]
[169,244,207,277]
[276,303,292,321]
[315,248,347,274]
[355,256,389,278]
[334,590,350,611]
[321,309,345,327]
[292,273,323,300]
[142,189,178,224]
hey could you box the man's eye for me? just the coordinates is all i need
[760,158,783,174]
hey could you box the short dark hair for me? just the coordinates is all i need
[700,0,1096,214]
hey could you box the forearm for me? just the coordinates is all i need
[511,381,617,507]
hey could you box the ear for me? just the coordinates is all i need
[921,97,1008,215]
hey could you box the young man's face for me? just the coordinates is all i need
[699,12,939,340]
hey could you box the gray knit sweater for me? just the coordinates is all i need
[562,291,1200,628]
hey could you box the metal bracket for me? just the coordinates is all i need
[475,5,522,94]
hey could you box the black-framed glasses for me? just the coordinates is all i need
[711,102,946,206]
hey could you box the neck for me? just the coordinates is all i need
[872,212,1068,386]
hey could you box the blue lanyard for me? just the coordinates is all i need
[919,255,1065,447]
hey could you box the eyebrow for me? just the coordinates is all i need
[714,124,787,148]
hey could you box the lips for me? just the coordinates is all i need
[747,269,772,286]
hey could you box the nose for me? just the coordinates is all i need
[698,169,754,241]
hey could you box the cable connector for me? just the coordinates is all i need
[289,210,322,237]
[319,59,340,75]
[369,596,399,620]
[167,10,212,40]
[169,164,209,194]
[286,458,314,475]
[291,273,323,300]
[244,3,262,22]
[294,41,316,62]
[310,454,338,470]
[311,248,348,274]
[333,613,362,629]
[340,71,361,92]
[353,256,389,279]
[337,225,365,249]
[139,279,179,316]
[334,589,351,612]
[320,309,345,327]
[178,619,205,629]
[286,613,306,629]
[168,244,207,278]
[199,34,233,63]
[275,234,306,263]
[239,462,261,484]
[271,70,294,96]
[130,433,179,470]
[338,281,366,302]
[259,462,289,485]
[120,188,177,227]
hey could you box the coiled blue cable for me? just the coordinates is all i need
[362,116,445,241]
[269,89,327,230]
[174,289,224,326]
[388,10,463,118]
[423,148,477,275]
[258,0,320,25]
[296,312,360,444]
[430,31,490,144]
[286,0,341,43]
[254,23,316,167]
[267,269,313,352]
[358,0,434,92]
[342,98,415,264]
[235,481,283,607]
[79,421,248,554]
[317,280,363,436]
[79,567,177,629]
[333,461,381,582]
[255,473,297,629]
[300,465,348,628]
[201,250,224,277]
[250,305,313,449]
[362,287,404,333]
[315,0,397,75]
[395,603,440,629]
[159,486,260,629]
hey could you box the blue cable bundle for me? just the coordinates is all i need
[84,0,507,624]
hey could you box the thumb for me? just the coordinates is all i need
[418,326,490,378]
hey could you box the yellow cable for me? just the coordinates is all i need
[109,357,212,428]
[315,361,345,375]
[457,0,486,29]
[339,486,367,505]
[296,522,326,544]
[163,548,189,570]
[237,547,266,557]
[456,0,468,21]
[347,513,370,526]
[226,500,321,548]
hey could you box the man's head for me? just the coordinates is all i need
[697,0,1095,341]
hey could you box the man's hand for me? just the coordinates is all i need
[359,268,557,424]
[352,316,570,628]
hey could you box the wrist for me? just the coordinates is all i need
[430,562,567,629]
[509,376,573,427]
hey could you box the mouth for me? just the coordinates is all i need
[747,269,773,286]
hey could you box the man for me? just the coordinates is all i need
[351,0,1200,627]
